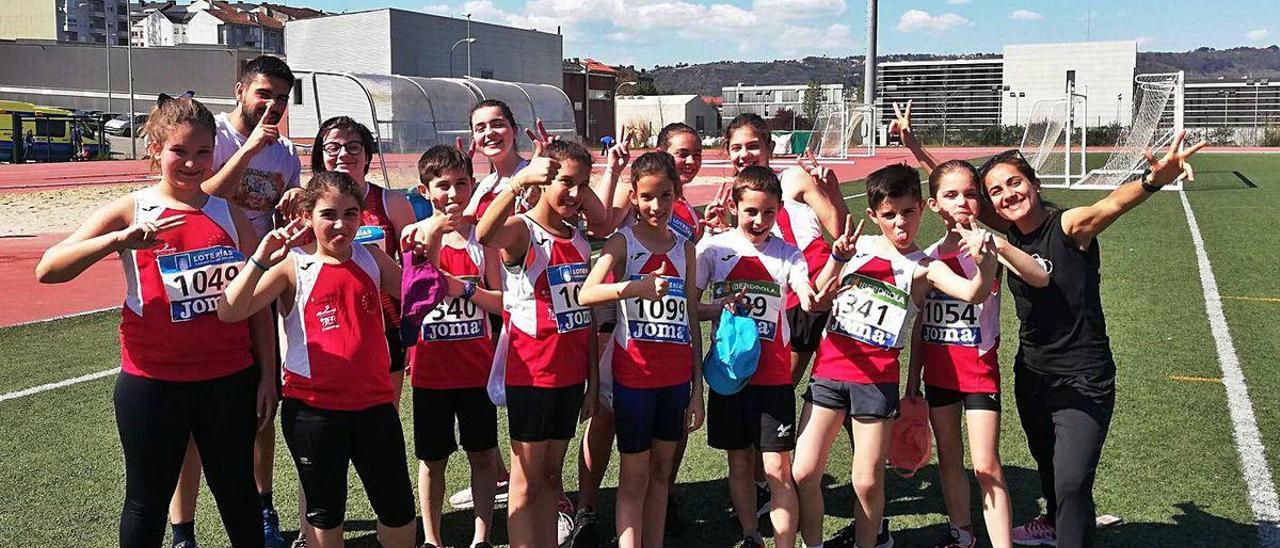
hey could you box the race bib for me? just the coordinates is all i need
[547,262,591,333]
[667,215,695,241]
[712,279,781,341]
[920,292,981,346]
[828,273,909,349]
[354,225,387,251]
[157,246,245,322]
[421,276,486,341]
[624,276,689,343]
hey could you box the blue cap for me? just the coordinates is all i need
[703,309,761,396]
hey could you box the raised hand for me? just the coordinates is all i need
[607,129,633,172]
[246,102,280,153]
[274,187,304,217]
[255,218,309,266]
[719,287,750,314]
[889,100,913,138]
[798,150,838,190]
[115,215,186,250]
[511,155,560,193]
[634,263,671,300]
[953,221,995,260]
[1144,129,1206,186]
[455,136,478,160]
[831,217,865,261]
[525,118,558,156]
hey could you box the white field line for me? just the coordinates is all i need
[843,191,867,201]
[0,367,118,402]
[1180,190,1280,547]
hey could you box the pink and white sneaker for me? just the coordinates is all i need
[1012,515,1056,546]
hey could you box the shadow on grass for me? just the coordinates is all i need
[285,472,1254,547]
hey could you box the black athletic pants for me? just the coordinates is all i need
[114,368,263,548]
[1015,367,1115,548]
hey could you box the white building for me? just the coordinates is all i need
[132,2,193,47]
[616,95,720,140]
[0,0,131,45]
[1002,41,1137,128]
[876,59,1004,131]
[720,83,846,124]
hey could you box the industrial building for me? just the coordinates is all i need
[720,83,846,126]
[1184,79,1279,129]
[876,58,1004,131]
[284,8,563,86]
[0,0,130,45]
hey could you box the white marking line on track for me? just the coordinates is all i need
[0,367,118,403]
[843,192,867,200]
[1180,190,1280,547]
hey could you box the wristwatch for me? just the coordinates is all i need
[461,280,478,300]
[1139,168,1161,193]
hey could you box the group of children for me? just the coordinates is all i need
[36,51,1206,548]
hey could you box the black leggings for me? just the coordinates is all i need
[114,368,262,548]
[280,398,416,530]
[1015,368,1115,548]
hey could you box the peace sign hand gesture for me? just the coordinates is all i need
[633,263,671,301]
[798,150,839,190]
[607,129,633,172]
[889,100,914,138]
[455,136,478,160]
[254,218,310,266]
[953,221,995,260]
[115,215,186,250]
[831,217,864,261]
[525,119,558,157]
[1144,129,1206,187]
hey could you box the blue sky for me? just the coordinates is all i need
[300,0,1277,68]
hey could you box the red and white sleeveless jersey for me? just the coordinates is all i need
[920,240,1001,393]
[610,226,693,389]
[119,188,252,382]
[695,231,809,386]
[468,159,532,220]
[410,229,494,390]
[772,198,831,309]
[280,244,394,411]
[815,236,924,384]
[669,198,702,242]
[502,215,592,388]
[353,183,401,329]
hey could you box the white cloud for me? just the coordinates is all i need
[946,0,971,4]
[771,23,853,56]
[753,0,846,20]
[895,9,970,34]
[1009,9,1042,21]
[421,3,453,15]
[1246,28,1270,41]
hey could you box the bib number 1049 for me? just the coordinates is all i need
[158,246,245,322]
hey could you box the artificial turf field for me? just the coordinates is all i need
[1,152,1276,547]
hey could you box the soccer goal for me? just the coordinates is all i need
[1019,71,1185,190]
[807,104,876,159]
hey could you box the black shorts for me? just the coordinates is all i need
[925,384,1001,412]
[707,384,796,452]
[506,384,585,443]
[385,327,407,374]
[280,399,416,530]
[613,382,690,454]
[787,307,828,354]
[412,387,499,461]
[803,377,899,420]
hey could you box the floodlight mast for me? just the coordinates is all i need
[863,0,877,113]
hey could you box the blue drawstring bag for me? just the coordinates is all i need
[703,308,761,396]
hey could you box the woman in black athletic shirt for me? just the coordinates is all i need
[977,131,1204,548]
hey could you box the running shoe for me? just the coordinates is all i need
[557,495,576,546]
[931,526,976,548]
[262,508,285,548]
[739,534,765,548]
[755,483,772,517]
[289,537,307,548]
[472,543,494,548]
[449,480,511,510]
[827,517,894,548]
[1012,515,1056,546]
[570,507,601,547]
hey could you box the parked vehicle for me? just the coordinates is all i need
[104,113,149,137]
[0,100,110,162]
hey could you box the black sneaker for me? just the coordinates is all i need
[666,494,685,532]
[472,543,494,548]
[739,534,765,548]
[570,508,601,548]
[828,517,893,548]
[931,526,976,548]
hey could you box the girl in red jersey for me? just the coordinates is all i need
[579,152,704,548]
[694,166,829,548]
[218,172,417,548]
[36,97,273,548]
[891,100,1050,548]
[476,139,600,548]
[402,145,505,548]
[310,116,417,398]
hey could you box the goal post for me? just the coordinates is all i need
[1074,71,1185,190]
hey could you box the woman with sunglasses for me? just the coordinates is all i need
[974,134,1203,548]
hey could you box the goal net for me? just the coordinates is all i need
[1020,99,1076,188]
[806,104,875,159]
[1074,72,1184,190]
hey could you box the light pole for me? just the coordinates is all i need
[126,2,136,159]
[1247,78,1269,143]
[1008,91,1024,126]
[1219,90,1236,129]
[615,80,637,97]
[465,13,472,77]
[449,37,476,78]
[1115,93,1122,125]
